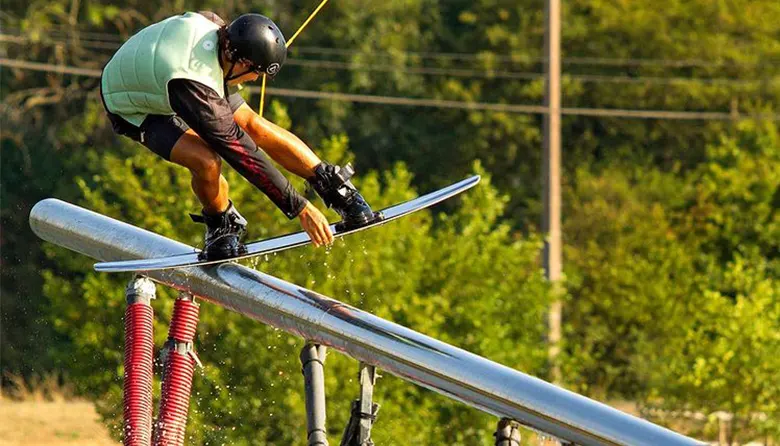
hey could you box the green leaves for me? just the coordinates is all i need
[4,0,779,443]
[563,122,780,440]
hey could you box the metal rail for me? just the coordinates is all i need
[30,199,705,446]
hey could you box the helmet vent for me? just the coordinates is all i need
[268,26,274,30]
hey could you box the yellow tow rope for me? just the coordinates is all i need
[259,0,329,117]
[259,73,267,117]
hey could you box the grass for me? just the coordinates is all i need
[0,374,117,445]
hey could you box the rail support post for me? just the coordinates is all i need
[494,418,521,446]
[340,362,380,446]
[301,343,329,446]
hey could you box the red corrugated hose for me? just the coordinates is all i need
[154,297,201,446]
[123,302,155,446]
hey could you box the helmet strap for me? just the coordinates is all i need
[224,61,237,81]
[224,60,256,82]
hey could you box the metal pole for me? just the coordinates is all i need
[494,418,522,446]
[357,363,378,445]
[340,363,379,446]
[543,0,563,385]
[301,343,329,446]
[30,199,706,446]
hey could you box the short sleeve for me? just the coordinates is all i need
[227,92,246,113]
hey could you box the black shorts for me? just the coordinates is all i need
[101,91,246,161]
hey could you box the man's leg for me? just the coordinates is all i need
[169,129,230,215]
[106,112,246,259]
[163,127,246,260]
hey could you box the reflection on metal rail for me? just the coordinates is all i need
[30,199,705,446]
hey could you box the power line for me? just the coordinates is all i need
[0,34,542,81]
[292,46,757,69]
[2,58,778,122]
[283,59,765,86]
[0,57,102,77]
[1,24,765,69]
[1,33,769,87]
[2,25,127,42]
[254,86,550,114]
[250,85,761,121]
[287,58,542,81]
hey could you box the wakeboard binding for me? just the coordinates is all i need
[309,162,384,231]
[191,201,248,260]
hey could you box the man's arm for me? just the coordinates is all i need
[167,79,307,219]
[233,103,321,179]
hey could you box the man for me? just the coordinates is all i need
[100,11,381,259]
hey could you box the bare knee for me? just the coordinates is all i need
[191,151,222,179]
[170,132,223,180]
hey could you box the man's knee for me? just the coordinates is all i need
[192,150,222,179]
[172,133,223,179]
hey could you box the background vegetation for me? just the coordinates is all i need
[1,0,778,444]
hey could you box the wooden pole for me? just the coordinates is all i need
[543,0,563,385]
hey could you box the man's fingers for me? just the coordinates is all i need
[322,227,333,246]
[324,226,334,245]
[298,204,334,248]
[311,229,322,246]
[314,226,327,247]
[317,226,327,246]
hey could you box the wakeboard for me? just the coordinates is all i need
[94,175,480,272]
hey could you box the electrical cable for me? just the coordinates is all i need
[3,33,769,87]
[2,58,778,121]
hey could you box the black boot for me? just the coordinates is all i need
[190,201,248,260]
[308,162,383,231]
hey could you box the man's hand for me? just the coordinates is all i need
[298,202,334,247]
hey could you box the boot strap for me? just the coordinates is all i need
[312,162,355,190]
[334,163,355,183]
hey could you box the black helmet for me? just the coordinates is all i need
[225,14,286,77]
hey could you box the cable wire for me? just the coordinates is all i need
[1,24,764,69]
[3,58,778,121]
[2,33,770,87]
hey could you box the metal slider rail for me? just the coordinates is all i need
[30,198,705,446]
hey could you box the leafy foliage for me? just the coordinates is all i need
[2,0,779,443]
[562,122,779,440]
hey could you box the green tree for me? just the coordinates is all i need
[636,121,780,442]
[4,1,780,443]
[562,122,779,441]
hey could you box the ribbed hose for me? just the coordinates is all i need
[169,298,199,341]
[154,298,200,446]
[123,303,154,446]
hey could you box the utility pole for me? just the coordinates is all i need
[543,0,563,385]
